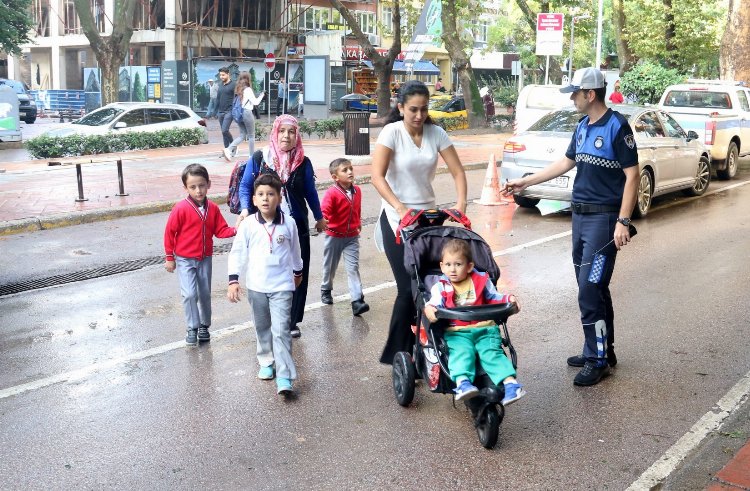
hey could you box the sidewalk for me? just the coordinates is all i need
[706,441,750,490]
[0,130,509,235]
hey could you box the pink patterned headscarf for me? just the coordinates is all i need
[267,114,305,183]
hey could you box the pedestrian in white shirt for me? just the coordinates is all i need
[227,173,303,396]
[370,80,468,365]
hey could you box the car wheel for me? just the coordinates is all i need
[717,142,738,180]
[684,155,711,196]
[633,169,653,218]
[23,119,35,124]
[513,195,540,208]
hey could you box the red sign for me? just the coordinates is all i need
[265,53,275,70]
[537,13,563,31]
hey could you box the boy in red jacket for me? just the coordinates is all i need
[164,164,236,345]
[320,158,369,316]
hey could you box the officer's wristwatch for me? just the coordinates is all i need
[617,217,632,226]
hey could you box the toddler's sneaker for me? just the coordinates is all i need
[185,329,198,346]
[454,379,479,401]
[276,378,293,395]
[257,365,275,380]
[197,325,210,342]
[502,381,526,406]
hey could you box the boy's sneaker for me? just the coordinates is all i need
[351,299,370,316]
[290,325,301,338]
[185,329,198,346]
[574,361,611,386]
[222,148,232,161]
[197,325,210,342]
[321,289,333,305]
[257,365,275,380]
[453,379,479,401]
[276,378,293,395]
[502,382,526,406]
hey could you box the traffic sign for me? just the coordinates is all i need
[536,13,564,56]
[265,53,275,71]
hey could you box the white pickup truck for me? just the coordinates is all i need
[658,81,750,179]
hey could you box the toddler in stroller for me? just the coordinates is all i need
[390,209,523,449]
[424,238,525,406]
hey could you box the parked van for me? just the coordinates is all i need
[513,84,572,133]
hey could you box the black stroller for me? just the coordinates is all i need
[391,209,520,449]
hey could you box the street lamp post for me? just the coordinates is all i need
[568,14,591,80]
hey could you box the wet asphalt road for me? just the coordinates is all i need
[1,166,750,489]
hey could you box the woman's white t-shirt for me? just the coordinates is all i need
[374,121,453,248]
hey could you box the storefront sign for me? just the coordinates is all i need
[342,47,405,61]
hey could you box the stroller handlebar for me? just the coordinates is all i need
[435,301,520,323]
[396,208,472,244]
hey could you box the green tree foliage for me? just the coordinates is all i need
[623,0,725,77]
[132,72,146,102]
[619,60,685,104]
[0,0,34,56]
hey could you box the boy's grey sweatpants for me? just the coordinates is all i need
[248,290,296,380]
[320,235,363,301]
[175,256,212,331]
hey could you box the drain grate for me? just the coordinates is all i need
[0,199,470,297]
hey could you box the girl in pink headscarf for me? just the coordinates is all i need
[236,114,327,338]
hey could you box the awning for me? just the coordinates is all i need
[393,60,441,75]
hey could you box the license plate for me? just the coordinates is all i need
[19,112,26,117]
[543,176,569,188]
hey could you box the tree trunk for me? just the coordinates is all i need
[663,0,676,68]
[74,0,138,105]
[720,0,750,81]
[441,1,485,128]
[331,0,401,119]
[612,0,634,75]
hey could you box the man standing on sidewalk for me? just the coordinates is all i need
[205,79,218,119]
[216,68,236,150]
[276,76,286,115]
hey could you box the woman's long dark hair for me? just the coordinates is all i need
[385,80,434,125]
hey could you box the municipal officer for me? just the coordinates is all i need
[504,67,639,386]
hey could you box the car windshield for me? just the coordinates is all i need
[434,98,462,112]
[526,86,567,109]
[663,90,732,109]
[72,107,124,126]
[0,80,26,95]
[429,97,450,110]
[527,110,582,132]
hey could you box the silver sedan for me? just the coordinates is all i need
[501,105,712,217]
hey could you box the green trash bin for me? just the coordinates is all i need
[343,111,370,155]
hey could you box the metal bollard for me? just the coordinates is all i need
[115,159,128,196]
[74,163,88,202]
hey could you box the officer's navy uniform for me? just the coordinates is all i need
[564,108,638,367]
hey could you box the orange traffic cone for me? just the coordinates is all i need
[474,153,508,206]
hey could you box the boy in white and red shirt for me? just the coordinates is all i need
[320,158,369,316]
[164,164,236,346]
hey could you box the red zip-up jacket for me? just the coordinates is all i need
[164,197,236,261]
[321,183,362,238]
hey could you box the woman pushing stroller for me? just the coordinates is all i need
[424,238,526,406]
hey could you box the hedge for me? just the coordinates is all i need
[25,127,206,159]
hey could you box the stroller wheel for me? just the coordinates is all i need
[476,404,502,449]
[392,351,416,407]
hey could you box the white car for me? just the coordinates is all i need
[43,102,209,143]
[502,105,712,217]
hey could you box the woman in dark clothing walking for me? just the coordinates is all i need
[236,114,327,338]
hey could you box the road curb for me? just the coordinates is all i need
[0,161,488,236]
